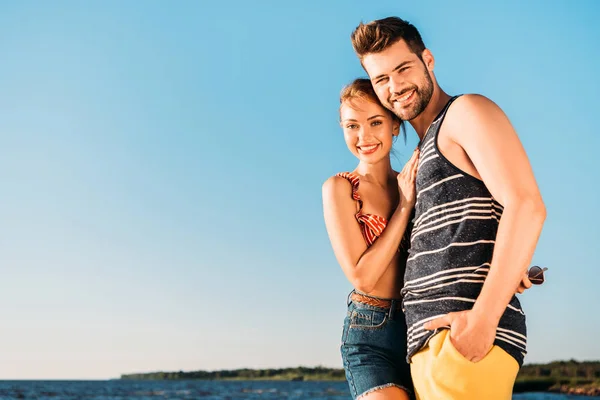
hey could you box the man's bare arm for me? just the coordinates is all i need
[424,94,546,361]
[451,94,546,324]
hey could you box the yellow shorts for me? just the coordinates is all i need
[410,329,519,400]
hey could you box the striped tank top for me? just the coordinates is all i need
[400,95,527,366]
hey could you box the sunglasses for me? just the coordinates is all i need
[528,266,548,285]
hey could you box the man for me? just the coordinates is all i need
[351,17,546,399]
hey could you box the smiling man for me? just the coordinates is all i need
[351,17,546,400]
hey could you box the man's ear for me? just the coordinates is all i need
[421,49,435,72]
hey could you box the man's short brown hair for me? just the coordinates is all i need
[351,17,426,60]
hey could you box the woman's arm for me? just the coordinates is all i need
[322,150,418,293]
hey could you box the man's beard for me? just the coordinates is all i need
[388,70,434,121]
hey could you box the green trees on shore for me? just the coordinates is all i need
[514,360,600,395]
[121,366,345,381]
[121,361,600,382]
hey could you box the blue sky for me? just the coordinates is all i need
[0,0,598,379]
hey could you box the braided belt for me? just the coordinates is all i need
[350,292,403,309]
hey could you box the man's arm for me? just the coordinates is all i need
[424,94,546,361]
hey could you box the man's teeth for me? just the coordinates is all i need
[397,90,414,102]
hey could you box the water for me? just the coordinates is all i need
[0,381,597,400]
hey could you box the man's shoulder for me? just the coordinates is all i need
[445,94,506,131]
[451,93,501,115]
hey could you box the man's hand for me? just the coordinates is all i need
[423,310,497,362]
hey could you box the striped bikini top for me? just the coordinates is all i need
[335,172,388,247]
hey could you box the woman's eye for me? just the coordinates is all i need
[371,120,382,126]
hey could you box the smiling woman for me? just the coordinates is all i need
[321,78,419,400]
[339,79,402,163]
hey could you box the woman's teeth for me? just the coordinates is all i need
[359,144,379,153]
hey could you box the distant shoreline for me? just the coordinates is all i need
[120,366,345,382]
[121,361,600,396]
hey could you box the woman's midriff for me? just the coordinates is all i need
[360,255,405,299]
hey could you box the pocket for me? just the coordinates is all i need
[444,332,473,364]
[349,308,388,329]
[444,330,492,365]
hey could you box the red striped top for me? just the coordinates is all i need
[335,172,389,247]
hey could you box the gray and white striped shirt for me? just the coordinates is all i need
[401,95,527,366]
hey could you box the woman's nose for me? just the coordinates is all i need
[358,125,373,140]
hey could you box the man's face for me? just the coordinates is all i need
[362,40,434,121]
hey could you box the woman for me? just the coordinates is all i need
[322,78,418,400]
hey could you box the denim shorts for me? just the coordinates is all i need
[340,291,414,400]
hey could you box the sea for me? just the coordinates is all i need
[0,381,597,400]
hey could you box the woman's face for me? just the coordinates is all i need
[340,97,399,164]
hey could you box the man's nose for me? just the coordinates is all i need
[389,75,404,95]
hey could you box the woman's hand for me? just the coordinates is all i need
[397,148,419,209]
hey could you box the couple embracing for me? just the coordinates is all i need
[322,16,546,400]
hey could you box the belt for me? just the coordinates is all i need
[350,292,403,310]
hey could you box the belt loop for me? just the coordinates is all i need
[388,299,396,319]
[347,289,355,306]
